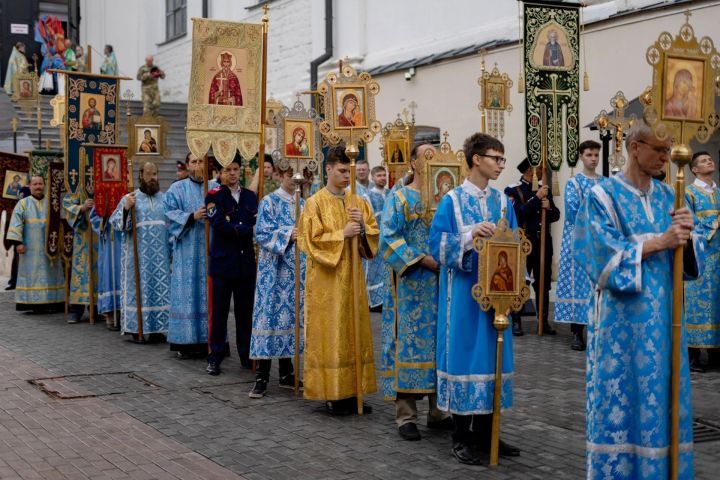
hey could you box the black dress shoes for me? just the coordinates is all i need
[689,358,706,373]
[452,442,482,465]
[398,423,421,441]
[206,362,220,376]
[512,319,524,336]
[570,332,586,351]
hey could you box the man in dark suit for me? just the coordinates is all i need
[504,159,560,336]
[205,155,258,375]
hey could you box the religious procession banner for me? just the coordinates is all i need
[46,160,66,260]
[29,150,65,260]
[90,146,128,218]
[186,18,265,166]
[56,71,122,195]
[271,99,323,177]
[61,218,73,262]
[0,151,30,251]
[381,117,414,189]
[523,1,580,170]
[418,133,468,225]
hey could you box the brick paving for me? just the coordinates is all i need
[0,290,719,479]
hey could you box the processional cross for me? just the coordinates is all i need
[533,73,571,166]
[594,91,635,173]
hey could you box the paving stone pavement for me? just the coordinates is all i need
[0,290,719,479]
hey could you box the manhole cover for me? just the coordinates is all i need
[29,372,162,399]
[694,419,720,444]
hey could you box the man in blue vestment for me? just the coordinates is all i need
[111,162,171,341]
[164,153,217,358]
[430,133,520,465]
[574,122,698,479]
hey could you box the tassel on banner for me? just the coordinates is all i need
[552,175,560,196]
[532,166,539,190]
[518,73,525,94]
[583,71,590,91]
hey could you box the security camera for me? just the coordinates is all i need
[405,67,415,81]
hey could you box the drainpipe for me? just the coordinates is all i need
[310,0,333,101]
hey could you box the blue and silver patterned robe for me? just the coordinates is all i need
[62,194,99,305]
[164,178,217,347]
[7,195,65,306]
[110,190,171,335]
[684,181,720,348]
[90,209,122,315]
[574,173,698,480]
[367,186,389,308]
[380,186,438,400]
[554,173,603,324]
[429,180,516,414]
[250,189,305,359]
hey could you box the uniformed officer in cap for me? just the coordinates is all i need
[504,159,560,336]
[205,154,258,375]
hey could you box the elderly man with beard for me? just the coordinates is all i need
[110,162,171,341]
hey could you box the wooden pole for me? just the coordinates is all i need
[537,104,548,336]
[669,141,691,480]
[257,7,269,203]
[204,154,211,353]
[128,158,144,341]
[293,169,303,396]
[64,258,70,315]
[345,139,364,415]
[87,217,95,324]
[87,45,92,73]
[489,313,510,466]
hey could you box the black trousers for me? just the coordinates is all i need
[452,414,492,445]
[208,275,255,365]
[7,246,18,288]
[528,235,552,321]
[570,323,585,335]
[255,358,293,381]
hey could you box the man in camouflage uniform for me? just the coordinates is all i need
[136,55,165,117]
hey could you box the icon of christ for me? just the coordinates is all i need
[208,51,243,106]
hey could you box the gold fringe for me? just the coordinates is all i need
[583,71,590,91]
[518,73,525,94]
[552,175,560,196]
[532,167,539,190]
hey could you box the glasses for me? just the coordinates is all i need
[477,154,507,166]
[636,140,671,155]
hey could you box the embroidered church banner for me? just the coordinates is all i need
[61,72,120,194]
[46,160,66,259]
[523,1,580,169]
[186,18,264,166]
[89,146,128,217]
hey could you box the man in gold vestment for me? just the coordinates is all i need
[299,146,379,415]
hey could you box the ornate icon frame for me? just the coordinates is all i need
[318,64,382,147]
[127,114,170,160]
[644,14,720,144]
[419,134,467,225]
[271,100,323,175]
[472,217,532,314]
[380,116,414,189]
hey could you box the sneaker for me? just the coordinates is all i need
[249,379,268,398]
[206,362,220,376]
[279,374,303,390]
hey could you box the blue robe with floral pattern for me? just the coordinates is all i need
[684,182,720,348]
[380,186,438,400]
[574,173,698,480]
[90,209,122,315]
[250,189,305,359]
[62,194,99,305]
[554,173,604,324]
[367,186,389,308]
[110,190,171,335]
[429,181,516,414]
[164,178,217,347]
